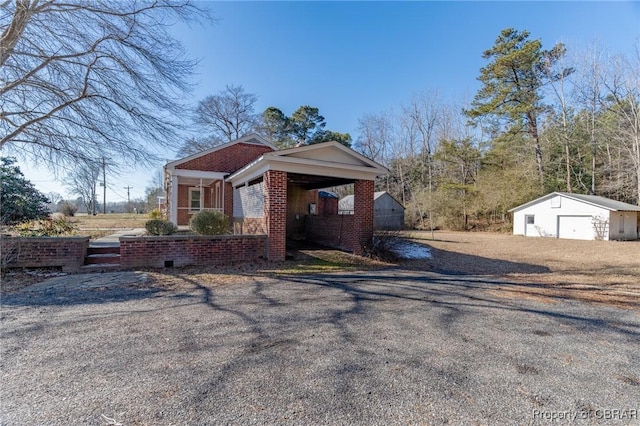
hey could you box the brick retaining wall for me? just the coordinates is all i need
[306,215,356,252]
[0,236,89,272]
[119,234,267,268]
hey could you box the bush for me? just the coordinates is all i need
[189,210,228,235]
[148,208,165,220]
[145,219,177,236]
[365,230,403,261]
[59,202,78,217]
[14,217,77,237]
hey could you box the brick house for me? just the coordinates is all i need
[164,134,388,261]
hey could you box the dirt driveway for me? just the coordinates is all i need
[2,267,638,425]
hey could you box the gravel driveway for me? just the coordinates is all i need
[1,269,638,425]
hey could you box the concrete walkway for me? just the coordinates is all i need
[89,228,146,247]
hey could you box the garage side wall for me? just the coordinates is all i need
[608,211,639,240]
[513,195,610,240]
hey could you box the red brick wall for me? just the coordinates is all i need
[353,179,374,255]
[264,170,287,261]
[233,218,266,235]
[1,236,89,272]
[319,196,338,216]
[119,235,266,268]
[286,186,317,239]
[306,215,356,251]
[224,182,234,219]
[176,143,274,173]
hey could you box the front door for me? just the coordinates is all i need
[524,215,536,236]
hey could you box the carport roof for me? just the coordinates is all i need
[227,141,389,187]
[509,192,640,212]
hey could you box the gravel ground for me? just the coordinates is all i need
[1,269,639,425]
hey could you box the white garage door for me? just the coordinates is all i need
[557,216,594,240]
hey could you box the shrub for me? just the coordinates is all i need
[189,210,228,235]
[59,202,78,217]
[14,217,77,237]
[365,230,403,261]
[148,208,165,220]
[145,219,177,236]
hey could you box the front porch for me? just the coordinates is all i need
[229,142,387,261]
[165,169,228,226]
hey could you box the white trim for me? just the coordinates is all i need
[265,141,385,171]
[165,133,276,170]
[189,187,202,212]
[170,175,178,225]
[227,141,388,186]
[509,191,640,213]
[169,169,227,180]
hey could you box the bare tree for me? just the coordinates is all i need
[193,84,259,143]
[178,135,224,156]
[1,0,207,168]
[65,160,101,214]
[602,46,640,204]
[573,42,606,194]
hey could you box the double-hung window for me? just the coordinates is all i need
[189,187,201,212]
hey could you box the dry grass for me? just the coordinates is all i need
[70,213,149,230]
[406,231,640,308]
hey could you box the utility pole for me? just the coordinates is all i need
[102,157,106,214]
[124,186,132,213]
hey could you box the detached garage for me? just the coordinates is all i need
[339,191,405,230]
[509,192,640,241]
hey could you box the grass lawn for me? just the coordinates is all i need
[70,213,149,230]
[406,230,640,308]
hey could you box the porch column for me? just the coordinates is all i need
[352,179,374,255]
[264,170,287,261]
[169,174,178,226]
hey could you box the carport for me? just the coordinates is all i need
[227,142,388,260]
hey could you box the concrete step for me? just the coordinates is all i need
[87,246,120,255]
[80,263,121,272]
[84,253,121,265]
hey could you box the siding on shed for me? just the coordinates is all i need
[512,195,610,239]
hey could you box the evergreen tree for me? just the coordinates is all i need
[1,157,50,224]
[465,28,572,184]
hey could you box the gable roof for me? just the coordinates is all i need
[228,141,389,186]
[165,133,277,170]
[509,192,640,212]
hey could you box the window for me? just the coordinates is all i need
[619,214,625,234]
[526,215,535,225]
[189,187,201,212]
[550,197,561,208]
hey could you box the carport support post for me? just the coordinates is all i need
[264,170,287,261]
[353,179,374,255]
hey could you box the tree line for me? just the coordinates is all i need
[356,29,640,230]
[2,0,637,231]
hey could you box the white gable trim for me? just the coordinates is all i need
[266,141,385,170]
[227,141,388,187]
[165,133,276,170]
[509,191,640,212]
[169,169,227,180]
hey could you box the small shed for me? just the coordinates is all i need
[509,192,640,241]
[339,191,405,230]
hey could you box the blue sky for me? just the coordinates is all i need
[19,1,640,201]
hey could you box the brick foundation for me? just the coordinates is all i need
[0,236,89,272]
[119,235,266,268]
